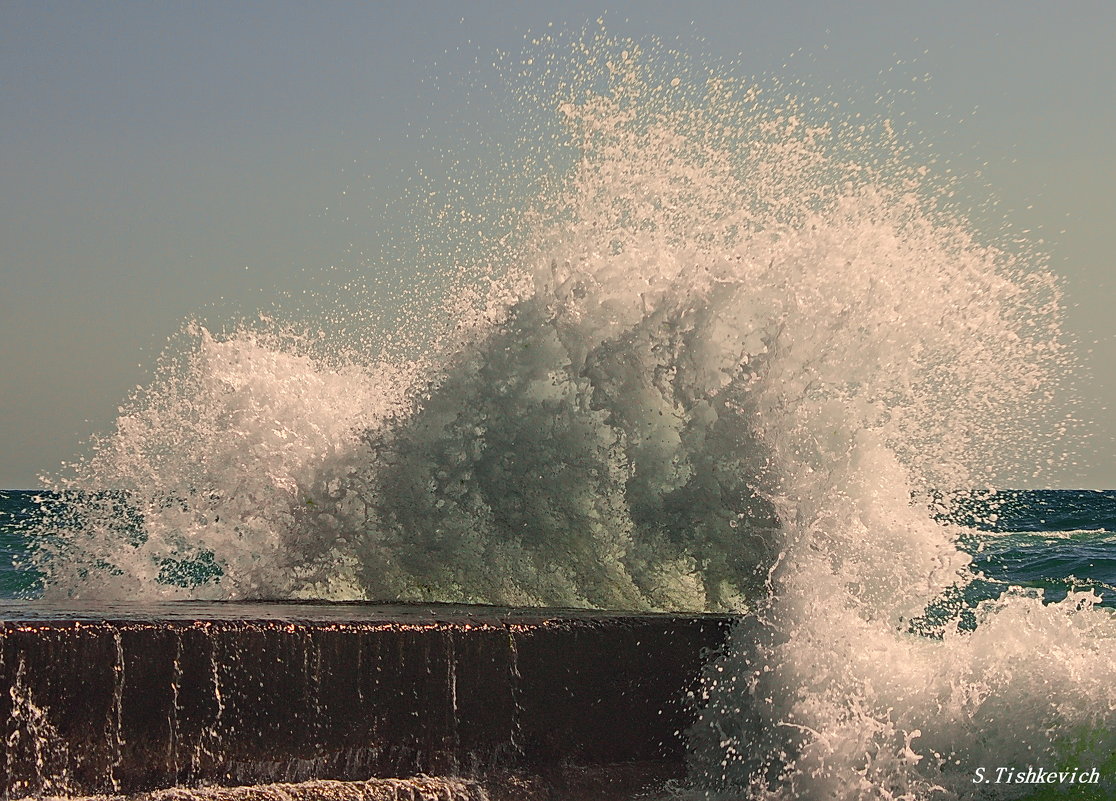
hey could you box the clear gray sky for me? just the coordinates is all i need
[1,1,1113,488]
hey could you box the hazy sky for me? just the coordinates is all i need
[1,1,1113,488]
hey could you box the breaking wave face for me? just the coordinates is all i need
[29,36,1116,799]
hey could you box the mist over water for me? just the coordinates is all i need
[25,34,1115,799]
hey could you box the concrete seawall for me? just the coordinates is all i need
[0,603,733,799]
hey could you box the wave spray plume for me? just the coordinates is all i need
[28,34,1115,800]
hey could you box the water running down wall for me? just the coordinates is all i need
[0,604,730,799]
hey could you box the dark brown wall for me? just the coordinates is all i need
[0,609,731,798]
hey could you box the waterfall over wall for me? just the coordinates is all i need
[0,604,731,799]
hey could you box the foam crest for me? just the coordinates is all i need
[34,324,413,599]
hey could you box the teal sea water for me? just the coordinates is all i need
[955,490,1116,608]
[3,489,1114,607]
[0,490,43,599]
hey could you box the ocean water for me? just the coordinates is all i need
[3,489,1114,609]
[5,33,1116,801]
